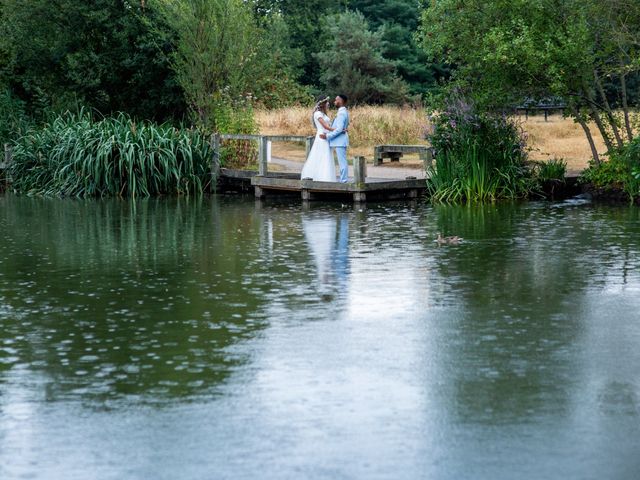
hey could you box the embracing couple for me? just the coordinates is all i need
[300,94,350,183]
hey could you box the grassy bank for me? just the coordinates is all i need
[257,106,611,172]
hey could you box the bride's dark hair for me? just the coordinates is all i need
[311,95,330,128]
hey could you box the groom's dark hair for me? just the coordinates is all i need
[337,94,348,104]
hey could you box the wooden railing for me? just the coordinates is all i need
[210,133,435,185]
[211,133,314,179]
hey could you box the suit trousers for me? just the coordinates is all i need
[333,147,348,183]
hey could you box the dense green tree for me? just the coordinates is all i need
[250,13,310,108]
[419,0,640,164]
[348,0,446,96]
[251,0,346,87]
[254,0,445,97]
[0,0,185,121]
[156,0,305,130]
[316,11,408,104]
[156,0,258,130]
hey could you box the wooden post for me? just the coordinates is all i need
[3,144,12,187]
[258,136,269,176]
[422,147,434,171]
[210,134,221,192]
[4,143,11,166]
[305,136,314,158]
[374,146,382,166]
[354,156,366,185]
[353,192,366,203]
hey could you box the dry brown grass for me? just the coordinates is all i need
[257,106,633,173]
[517,113,607,175]
[256,106,429,161]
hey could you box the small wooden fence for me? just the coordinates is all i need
[210,133,314,180]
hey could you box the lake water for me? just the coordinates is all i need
[1,195,639,479]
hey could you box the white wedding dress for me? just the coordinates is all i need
[300,111,336,182]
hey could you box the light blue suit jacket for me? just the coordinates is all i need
[326,107,349,148]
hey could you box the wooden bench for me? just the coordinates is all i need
[373,145,433,167]
[515,105,566,122]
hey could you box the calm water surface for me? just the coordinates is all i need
[0,195,639,479]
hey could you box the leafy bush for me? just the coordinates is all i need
[581,137,640,201]
[209,96,259,169]
[426,98,534,202]
[9,111,213,197]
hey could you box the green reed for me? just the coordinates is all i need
[534,158,567,182]
[9,110,213,197]
[426,146,529,203]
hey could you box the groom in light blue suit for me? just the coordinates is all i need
[321,94,350,183]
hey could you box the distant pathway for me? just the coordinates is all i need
[271,157,427,180]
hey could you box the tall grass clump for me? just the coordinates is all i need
[426,98,535,202]
[534,158,567,182]
[9,110,213,197]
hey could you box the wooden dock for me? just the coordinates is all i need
[253,175,426,202]
[212,134,432,203]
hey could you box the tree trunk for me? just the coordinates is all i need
[574,108,601,165]
[594,70,624,148]
[590,107,614,152]
[583,86,614,153]
[620,71,634,141]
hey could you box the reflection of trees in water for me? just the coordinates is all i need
[0,196,272,404]
[427,203,640,423]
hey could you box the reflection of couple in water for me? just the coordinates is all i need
[302,214,350,298]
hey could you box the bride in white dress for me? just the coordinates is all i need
[300,96,336,182]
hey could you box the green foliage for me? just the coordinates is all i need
[9,111,213,197]
[156,0,306,130]
[419,0,640,162]
[348,0,448,97]
[253,0,446,98]
[419,0,592,108]
[250,14,312,108]
[315,11,409,104]
[581,137,640,200]
[426,98,534,202]
[534,159,567,182]
[155,0,258,129]
[252,0,346,87]
[211,97,259,168]
[0,87,31,144]
[0,0,185,121]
